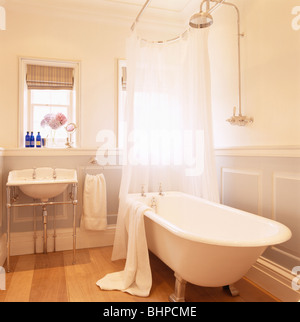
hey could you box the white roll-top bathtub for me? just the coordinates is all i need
[128,192,292,302]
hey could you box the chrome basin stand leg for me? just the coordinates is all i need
[53,200,57,252]
[33,201,37,254]
[42,205,48,254]
[6,187,11,273]
[72,184,78,265]
[169,273,187,302]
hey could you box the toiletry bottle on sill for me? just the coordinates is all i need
[25,131,30,148]
[36,132,41,148]
[30,132,35,148]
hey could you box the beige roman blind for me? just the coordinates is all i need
[26,64,74,90]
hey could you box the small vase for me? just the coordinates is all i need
[50,130,56,147]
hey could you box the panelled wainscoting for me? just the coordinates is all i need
[215,146,300,302]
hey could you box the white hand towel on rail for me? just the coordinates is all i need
[96,200,152,297]
[82,174,107,231]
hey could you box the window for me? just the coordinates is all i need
[117,60,181,153]
[0,6,6,31]
[19,58,80,148]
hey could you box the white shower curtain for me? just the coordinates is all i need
[113,28,219,261]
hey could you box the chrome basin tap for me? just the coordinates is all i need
[32,168,36,180]
[53,168,57,179]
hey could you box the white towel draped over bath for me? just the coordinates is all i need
[82,174,107,231]
[96,200,152,297]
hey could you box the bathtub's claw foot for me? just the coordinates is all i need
[223,285,240,297]
[169,273,187,303]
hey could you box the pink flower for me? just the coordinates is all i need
[56,113,68,126]
[41,113,68,130]
[49,118,61,130]
[41,114,54,127]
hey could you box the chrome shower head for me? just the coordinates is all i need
[189,11,213,29]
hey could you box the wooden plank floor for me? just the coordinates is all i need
[0,247,278,302]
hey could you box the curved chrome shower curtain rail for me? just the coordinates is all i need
[131,0,186,44]
[131,0,226,32]
[131,0,152,31]
[130,0,225,43]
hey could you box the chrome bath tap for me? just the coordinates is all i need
[159,183,164,196]
[150,196,157,213]
[141,184,146,197]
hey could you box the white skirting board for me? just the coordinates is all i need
[8,226,115,256]
[246,257,300,302]
[0,234,6,267]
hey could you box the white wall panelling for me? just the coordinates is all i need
[271,172,300,266]
[216,150,300,301]
[11,190,69,225]
[221,168,262,216]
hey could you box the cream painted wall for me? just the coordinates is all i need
[0,5,131,148]
[0,3,184,150]
[210,0,300,148]
[0,0,299,150]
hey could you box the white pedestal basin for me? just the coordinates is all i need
[7,167,78,201]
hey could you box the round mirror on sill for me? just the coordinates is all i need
[65,123,77,148]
